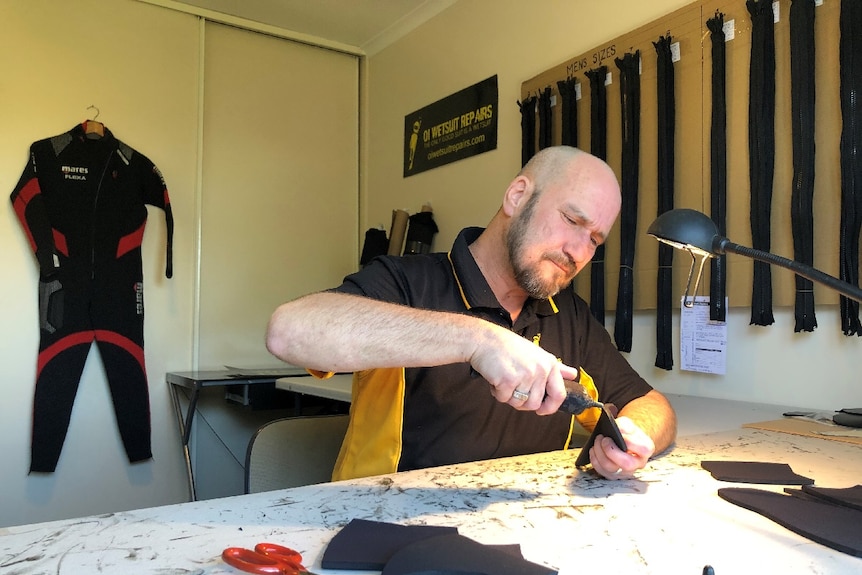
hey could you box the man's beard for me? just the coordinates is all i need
[506,192,576,299]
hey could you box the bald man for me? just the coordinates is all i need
[267,146,676,481]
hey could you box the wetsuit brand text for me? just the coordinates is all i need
[61,165,88,181]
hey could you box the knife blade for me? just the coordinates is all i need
[558,378,604,415]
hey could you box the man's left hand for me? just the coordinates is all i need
[587,416,656,479]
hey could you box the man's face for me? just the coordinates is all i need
[506,164,620,299]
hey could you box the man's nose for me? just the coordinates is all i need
[565,230,596,267]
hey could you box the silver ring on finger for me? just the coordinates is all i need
[512,389,530,402]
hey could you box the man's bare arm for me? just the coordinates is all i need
[265,291,577,414]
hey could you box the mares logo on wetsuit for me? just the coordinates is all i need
[134,282,144,315]
[61,165,88,181]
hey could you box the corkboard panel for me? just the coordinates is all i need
[522,0,844,312]
[701,0,843,308]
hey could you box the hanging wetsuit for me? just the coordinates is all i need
[10,123,174,473]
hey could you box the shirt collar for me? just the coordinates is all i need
[448,227,558,318]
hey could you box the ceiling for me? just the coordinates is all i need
[168,0,456,55]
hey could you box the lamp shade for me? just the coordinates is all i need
[647,208,722,256]
[647,208,862,304]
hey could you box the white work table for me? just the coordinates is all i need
[3,397,861,574]
[275,373,353,403]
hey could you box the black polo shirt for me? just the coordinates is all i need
[332,227,652,476]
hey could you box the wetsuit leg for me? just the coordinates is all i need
[92,256,152,464]
[30,277,93,473]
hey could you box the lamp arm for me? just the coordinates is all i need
[715,238,862,303]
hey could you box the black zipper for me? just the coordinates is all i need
[90,150,114,279]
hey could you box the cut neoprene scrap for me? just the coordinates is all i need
[700,461,813,485]
[321,519,457,570]
[833,408,862,428]
[381,533,556,575]
[575,407,627,469]
[800,484,862,511]
[718,487,862,557]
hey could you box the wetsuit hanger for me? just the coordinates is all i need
[84,104,105,138]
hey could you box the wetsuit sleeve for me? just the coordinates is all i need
[135,151,173,279]
[11,147,66,333]
[10,148,60,279]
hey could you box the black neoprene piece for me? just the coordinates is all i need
[701,460,813,485]
[322,519,458,570]
[575,407,628,468]
[654,35,675,370]
[747,0,776,327]
[404,211,439,255]
[556,77,579,147]
[790,0,818,332]
[801,484,862,511]
[718,487,862,557]
[838,0,862,336]
[707,11,728,322]
[538,86,553,150]
[614,51,641,353]
[832,410,862,428]
[585,66,609,325]
[360,228,389,265]
[382,533,556,575]
[518,95,537,167]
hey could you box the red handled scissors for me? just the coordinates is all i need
[222,542,314,575]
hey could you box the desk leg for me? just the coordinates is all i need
[168,383,197,501]
[183,390,200,445]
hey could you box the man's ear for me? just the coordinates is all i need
[502,176,530,217]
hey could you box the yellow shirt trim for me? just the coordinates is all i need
[574,368,602,432]
[331,367,406,481]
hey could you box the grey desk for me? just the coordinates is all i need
[4,422,862,573]
[275,373,353,403]
[166,368,308,499]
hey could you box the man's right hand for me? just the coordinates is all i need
[469,324,579,415]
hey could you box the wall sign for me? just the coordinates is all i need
[403,75,498,177]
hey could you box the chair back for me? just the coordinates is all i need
[245,414,349,494]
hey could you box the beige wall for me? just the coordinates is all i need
[197,22,359,368]
[362,0,860,409]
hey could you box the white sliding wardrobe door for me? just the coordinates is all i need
[199,22,359,368]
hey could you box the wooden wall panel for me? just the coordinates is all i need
[522,0,844,311]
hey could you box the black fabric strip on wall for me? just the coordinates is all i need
[747,0,776,327]
[586,66,609,326]
[790,0,817,333]
[556,78,579,147]
[614,51,641,353]
[518,95,537,167]
[707,11,728,323]
[838,0,862,336]
[654,35,675,371]
[538,87,553,150]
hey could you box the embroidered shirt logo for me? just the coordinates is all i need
[61,165,88,181]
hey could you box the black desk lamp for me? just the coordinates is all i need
[647,208,862,306]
